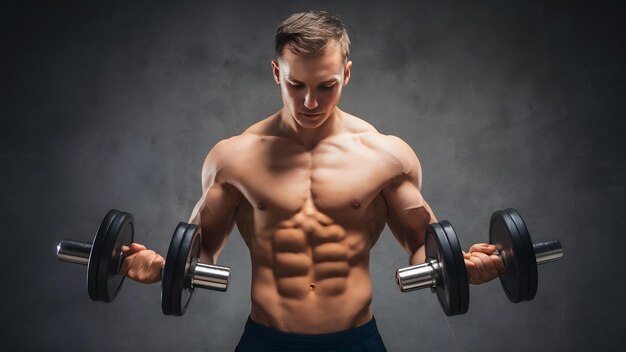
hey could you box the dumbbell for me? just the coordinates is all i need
[395,208,563,316]
[57,209,231,315]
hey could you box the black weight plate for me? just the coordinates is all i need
[490,210,528,303]
[161,223,184,315]
[162,222,201,316]
[98,211,134,302]
[505,209,537,301]
[426,222,461,316]
[440,221,469,315]
[87,211,116,301]
[87,209,134,302]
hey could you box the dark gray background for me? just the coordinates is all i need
[2,1,625,351]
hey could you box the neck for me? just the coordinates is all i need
[279,107,343,149]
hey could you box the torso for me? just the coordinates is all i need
[220,111,402,333]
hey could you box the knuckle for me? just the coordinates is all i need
[127,269,137,279]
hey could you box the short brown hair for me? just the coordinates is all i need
[275,11,350,60]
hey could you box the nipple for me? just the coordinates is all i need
[257,202,266,210]
[350,199,361,209]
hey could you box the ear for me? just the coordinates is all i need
[343,60,352,86]
[271,60,281,85]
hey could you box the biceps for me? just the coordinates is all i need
[189,181,240,253]
[384,179,436,252]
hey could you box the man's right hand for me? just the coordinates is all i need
[120,243,165,284]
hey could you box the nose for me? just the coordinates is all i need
[304,90,318,110]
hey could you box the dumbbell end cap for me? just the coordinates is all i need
[57,240,91,265]
[534,239,563,265]
[192,263,231,291]
[396,262,436,292]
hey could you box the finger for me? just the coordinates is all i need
[154,254,165,269]
[469,256,487,282]
[469,243,497,255]
[137,253,155,284]
[120,253,137,276]
[462,251,471,260]
[147,254,165,283]
[473,252,499,279]
[464,258,480,285]
[465,257,488,285]
[136,251,156,282]
[121,243,146,254]
[491,254,506,274]
[129,243,147,251]
[469,243,488,253]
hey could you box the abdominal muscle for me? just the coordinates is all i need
[245,201,375,334]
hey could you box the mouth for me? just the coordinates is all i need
[299,112,324,118]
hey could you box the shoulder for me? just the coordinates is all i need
[200,132,260,188]
[374,135,423,193]
[356,132,423,191]
[204,113,278,167]
[204,135,252,167]
[340,112,421,179]
[360,132,421,176]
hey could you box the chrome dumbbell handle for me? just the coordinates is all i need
[396,239,563,292]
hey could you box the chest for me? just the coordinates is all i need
[229,137,396,215]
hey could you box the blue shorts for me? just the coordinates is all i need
[235,316,387,352]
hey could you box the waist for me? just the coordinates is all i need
[242,315,381,349]
[250,273,373,332]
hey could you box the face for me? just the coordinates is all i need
[272,43,352,129]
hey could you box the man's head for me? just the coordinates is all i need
[272,11,352,129]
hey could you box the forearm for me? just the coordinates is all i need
[189,202,234,266]
[188,210,217,265]
[407,214,437,266]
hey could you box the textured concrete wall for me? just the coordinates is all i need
[1,1,625,351]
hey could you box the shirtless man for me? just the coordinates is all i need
[120,11,505,351]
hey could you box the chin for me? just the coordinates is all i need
[296,116,328,129]
[293,111,329,128]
